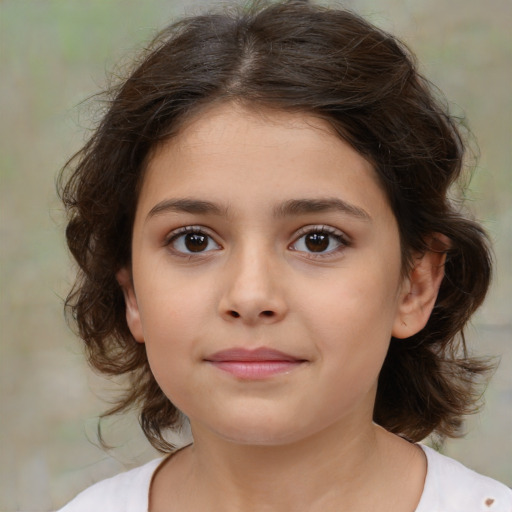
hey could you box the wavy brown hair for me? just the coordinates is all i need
[58,0,493,451]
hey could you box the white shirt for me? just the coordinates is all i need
[57,445,512,511]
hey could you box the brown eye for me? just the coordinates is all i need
[290,227,347,256]
[184,233,208,252]
[169,229,221,254]
[304,233,329,252]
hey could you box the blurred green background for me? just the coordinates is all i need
[1,0,510,509]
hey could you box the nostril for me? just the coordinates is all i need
[261,310,275,317]
[229,311,240,318]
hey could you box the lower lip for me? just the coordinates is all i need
[207,361,303,379]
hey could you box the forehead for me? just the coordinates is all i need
[137,103,389,221]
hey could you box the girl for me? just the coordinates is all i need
[57,1,512,510]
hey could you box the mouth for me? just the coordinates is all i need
[204,347,307,380]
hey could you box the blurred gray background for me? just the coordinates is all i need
[1,0,510,510]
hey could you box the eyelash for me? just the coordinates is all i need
[164,226,221,257]
[290,225,350,259]
[164,225,350,259]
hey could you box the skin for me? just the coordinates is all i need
[118,103,446,511]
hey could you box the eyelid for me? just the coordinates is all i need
[164,225,215,243]
[289,224,351,257]
[164,225,222,255]
[292,224,348,238]
[162,224,349,258]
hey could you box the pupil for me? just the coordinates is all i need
[305,233,329,252]
[185,233,208,252]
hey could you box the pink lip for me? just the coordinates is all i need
[205,348,306,379]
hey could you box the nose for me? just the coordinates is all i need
[218,244,288,325]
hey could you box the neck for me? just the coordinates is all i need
[151,422,426,512]
[213,423,374,479]
[162,422,405,512]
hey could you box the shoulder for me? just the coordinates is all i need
[416,445,512,512]
[56,458,165,512]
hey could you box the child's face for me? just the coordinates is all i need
[121,103,412,445]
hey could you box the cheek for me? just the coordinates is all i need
[137,255,213,332]
[141,305,201,412]
[300,266,401,338]
[135,263,233,411]
[298,266,400,379]
[134,271,207,379]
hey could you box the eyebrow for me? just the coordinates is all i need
[145,197,371,222]
[146,198,229,220]
[273,198,371,221]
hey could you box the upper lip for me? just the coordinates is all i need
[205,347,304,362]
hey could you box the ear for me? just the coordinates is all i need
[392,235,449,339]
[116,267,144,343]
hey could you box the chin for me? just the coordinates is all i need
[201,411,316,447]
[217,427,303,446]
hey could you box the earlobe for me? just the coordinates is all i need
[116,267,144,343]
[392,235,449,339]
